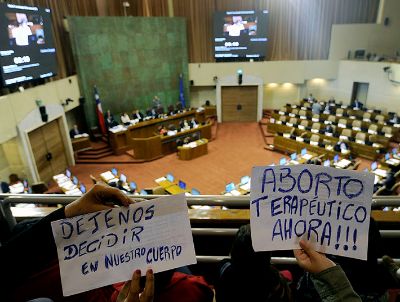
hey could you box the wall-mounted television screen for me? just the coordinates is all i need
[0,3,57,86]
[214,10,268,61]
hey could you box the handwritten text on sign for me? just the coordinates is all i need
[51,194,196,296]
[250,165,374,260]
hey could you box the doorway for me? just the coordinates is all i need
[28,119,68,183]
[221,86,258,122]
[351,82,369,106]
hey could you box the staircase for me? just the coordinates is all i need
[75,142,114,164]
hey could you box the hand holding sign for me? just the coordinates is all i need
[294,240,336,274]
[250,165,374,260]
[116,269,154,302]
[65,184,133,218]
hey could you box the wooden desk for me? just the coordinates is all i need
[205,106,217,117]
[109,130,132,155]
[178,139,208,160]
[71,137,91,152]
[161,123,212,155]
[132,136,163,161]
[165,184,187,195]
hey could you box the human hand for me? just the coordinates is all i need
[117,269,154,302]
[293,240,336,274]
[65,184,133,218]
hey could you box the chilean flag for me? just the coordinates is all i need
[94,86,107,135]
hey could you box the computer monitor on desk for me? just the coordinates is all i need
[240,176,250,185]
[140,189,148,195]
[334,154,339,163]
[72,176,79,185]
[66,169,71,178]
[191,188,200,195]
[226,182,235,193]
[385,153,390,161]
[120,174,127,183]
[323,160,330,167]
[179,180,186,190]
[392,148,398,155]
[279,158,287,165]
[371,161,378,171]
[111,168,118,176]
[301,148,307,156]
[80,184,87,194]
[130,182,137,191]
[290,153,297,161]
[166,173,174,182]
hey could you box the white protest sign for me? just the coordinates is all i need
[51,194,196,296]
[250,165,374,260]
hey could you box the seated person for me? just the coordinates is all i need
[328,97,336,104]
[183,137,191,145]
[179,119,189,130]
[334,140,350,153]
[176,101,183,112]
[9,173,21,186]
[156,106,165,116]
[204,100,211,107]
[0,181,10,193]
[105,110,119,128]
[176,138,184,147]
[323,106,331,114]
[189,117,199,128]
[120,112,131,126]
[146,107,157,118]
[69,124,81,138]
[152,95,161,108]
[131,109,144,121]
[192,133,200,141]
[389,113,399,124]
[324,124,334,134]
[167,124,177,136]
[167,104,175,116]
[158,125,167,135]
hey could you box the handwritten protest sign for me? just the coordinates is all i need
[51,194,196,296]
[250,165,374,260]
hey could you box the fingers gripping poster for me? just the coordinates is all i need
[250,165,374,260]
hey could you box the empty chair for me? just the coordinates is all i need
[340,129,352,140]
[278,115,287,123]
[338,119,347,128]
[287,117,298,126]
[299,120,309,129]
[298,110,307,119]
[310,134,320,146]
[368,124,378,134]
[382,126,393,137]
[291,109,299,116]
[375,114,385,124]
[355,132,366,144]
[352,120,362,130]
[31,182,48,194]
[363,112,372,121]
[312,114,320,122]
[336,108,344,116]
[311,123,321,133]
[325,115,337,125]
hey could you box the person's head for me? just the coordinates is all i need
[107,110,111,116]
[73,124,78,131]
[16,13,28,25]
[205,100,210,106]
[9,173,20,184]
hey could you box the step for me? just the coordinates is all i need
[77,151,114,160]
[79,147,111,156]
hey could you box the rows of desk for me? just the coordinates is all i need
[109,109,206,155]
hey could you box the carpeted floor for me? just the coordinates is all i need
[71,122,372,195]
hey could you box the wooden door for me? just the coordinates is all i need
[222,86,258,122]
[28,119,68,183]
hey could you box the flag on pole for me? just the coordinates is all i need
[179,73,186,108]
[94,86,107,135]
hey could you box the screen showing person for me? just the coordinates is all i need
[214,10,268,60]
[0,3,57,86]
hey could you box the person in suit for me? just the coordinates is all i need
[325,124,334,134]
[189,117,198,128]
[311,102,322,115]
[120,112,131,126]
[334,139,349,153]
[152,95,161,108]
[167,104,175,116]
[105,110,118,128]
[69,124,80,138]
[390,113,399,124]
[132,109,144,121]
[353,99,363,109]
[146,107,157,118]
[176,101,183,112]
[323,105,331,114]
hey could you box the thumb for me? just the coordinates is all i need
[299,240,319,259]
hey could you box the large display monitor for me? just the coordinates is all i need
[0,3,57,86]
[214,10,268,61]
